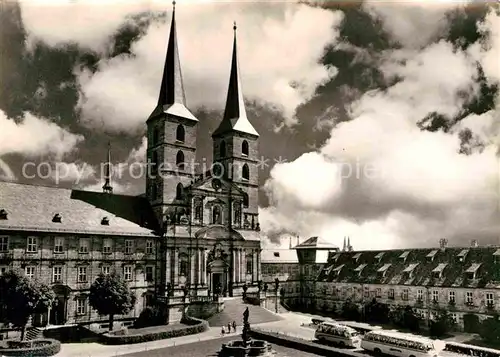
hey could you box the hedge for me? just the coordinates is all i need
[249,328,359,357]
[99,316,209,345]
[0,338,61,357]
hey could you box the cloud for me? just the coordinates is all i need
[48,162,96,185]
[0,110,83,159]
[64,2,342,132]
[0,159,16,182]
[261,29,500,250]
[363,0,470,48]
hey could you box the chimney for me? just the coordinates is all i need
[289,236,292,249]
[470,240,478,248]
[296,235,299,246]
[439,238,448,250]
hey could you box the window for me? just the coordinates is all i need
[450,313,457,323]
[102,266,110,275]
[242,164,249,181]
[103,239,112,254]
[486,292,494,306]
[79,239,89,254]
[0,266,7,276]
[123,265,132,281]
[54,237,64,253]
[25,266,35,279]
[53,266,62,283]
[376,288,382,298]
[145,294,154,307]
[194,199,203,222]
[466,291,473,304]
[219,140,226,158]
[388,289,395,299]
[27,237,37,253]
[152,127,159,144]
[243,194,249,208]
[233,203,241,225]
[151,151,158,175]
[145,266,154,282]
[449,291,455,303]
[101,217,109,225]
[78,266,87,282]
[0,236,8,252]
[176,124,185,142]
[246,253,253,275]
[52,213,62,223]
[417,289,423,301]
[125,240,133,254]
[179,254,188,276]
[176,150,185,170]
[76,298,86,315]
[402,289,409,301]
[432,290,439,302]
[145,240,154,254]
[176,183,183,200]
[212,205,222,225]
[242,140,249,156]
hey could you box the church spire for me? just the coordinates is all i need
[149,1,196,122]
[212,22,258,138]
[102,141,113,194]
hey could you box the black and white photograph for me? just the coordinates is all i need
[0,0,500,356]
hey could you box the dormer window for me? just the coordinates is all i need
[273,252,280,257]
[101,217,110,226]
[402,263,418,279]
[332,253,341,262]
[432,263,447,279]
[0,209,7,220]
[465,263,481,280]
[457,249,469,262]
[354,264,367,276]
[332,264,344,278]
[375,252,384,263]
[377,263,391,277]
[352,253,361,262]
[427,250,438,261]
[52,214,62,223]
[399,251,409,262]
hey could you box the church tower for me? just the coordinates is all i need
[212,23,260,230]
[146,2,197,223]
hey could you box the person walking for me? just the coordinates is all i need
[232,321,237,332]
[227,322,232,333]
[221,326,225,336]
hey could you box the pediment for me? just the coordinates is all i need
[190,173,246,197]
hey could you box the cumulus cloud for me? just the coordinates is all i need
[48,162,96,185]
[261,20,500,250]
[0,110,83,159]
[61,2,342,132]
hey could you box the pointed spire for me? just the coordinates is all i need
[343,237,346,252]
[102,141,113,194]
[212,22,258,138]
[149,1,197,122]
[348,236,352,252]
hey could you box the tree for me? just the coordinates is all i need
[429,310,455,338]
[365,298,390,324]
[341,299,361,321]
[388,305,421,332]
[89,272,136,331]
[0,269,54,340]
[479,315,500,345]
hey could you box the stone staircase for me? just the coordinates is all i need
[25,327,42,340]
[208,298,282,327]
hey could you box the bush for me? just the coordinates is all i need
[134,306,165,328]
[100,316,209,345]
[479,317,500,344]
[0,338,61,356]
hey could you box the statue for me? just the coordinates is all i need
[241,307,251,346]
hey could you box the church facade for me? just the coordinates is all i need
[0,3,261,326]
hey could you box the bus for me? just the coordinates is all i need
[314,322,361,347]
[360,329,438,357]
[444,342,500,357]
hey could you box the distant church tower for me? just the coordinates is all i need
[212,22,260,230]
[146,2,198,224]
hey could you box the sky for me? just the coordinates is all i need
[0,0,499,250]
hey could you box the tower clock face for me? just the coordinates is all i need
[212,178,222,190]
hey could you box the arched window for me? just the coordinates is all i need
[176,150,185,170]
[194,198,203,222]
[242,140,249,156]
[179,253,189,276]
[242,164,249,181]
[233,202,241,225]
[151,151,158,174]
[176,124,185,142]
[152,127,159,144]
[176,183,183,200]
[212,205,222,225]
[246,252,253,275]
[219,140,226,158]
[243,193,249,208]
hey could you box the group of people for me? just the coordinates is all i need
[221,321,237,335]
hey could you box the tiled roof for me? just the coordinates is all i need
[0,182,159,236]
[317,247,500,288]
[294,236,339,250]
[261,249,298,263]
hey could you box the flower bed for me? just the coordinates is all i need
[99,316,209,345]
[0,338,61,356]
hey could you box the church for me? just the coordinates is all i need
[0,2,261,325]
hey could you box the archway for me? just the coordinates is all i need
[50,284,71,325]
